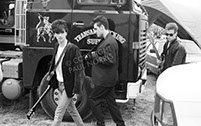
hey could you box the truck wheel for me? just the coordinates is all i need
[38,75,93,121]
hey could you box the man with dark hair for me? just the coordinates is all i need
[87,15,125,126]
[49,19,84,126]
[159,22,186,73]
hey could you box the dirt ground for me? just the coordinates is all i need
[0,74,156,126]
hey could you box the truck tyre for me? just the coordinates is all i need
[38,74,93,121]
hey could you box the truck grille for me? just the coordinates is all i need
[139,30,147,69]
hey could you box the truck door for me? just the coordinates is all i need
[69,8,131,88]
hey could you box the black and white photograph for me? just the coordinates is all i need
[0,0,201,126]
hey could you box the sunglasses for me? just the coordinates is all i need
[165,33,175,37]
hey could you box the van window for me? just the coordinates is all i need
[0,0,15,27]
[77,0,125,5]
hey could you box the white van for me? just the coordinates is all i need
[151,62,201,126]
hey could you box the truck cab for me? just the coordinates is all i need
[0,0,148,121]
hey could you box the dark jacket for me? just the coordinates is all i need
[161,38,186,71]
[49,42,84,98]
[91,33,119,87]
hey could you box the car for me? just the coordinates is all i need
[146,38,201,75]
[151,61,201,126]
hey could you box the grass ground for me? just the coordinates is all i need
[0,74,156,126]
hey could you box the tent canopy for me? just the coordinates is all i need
[142,0,201,48]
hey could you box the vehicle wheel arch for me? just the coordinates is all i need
[32,55,52,87]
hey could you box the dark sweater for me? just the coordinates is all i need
[91,33,119,87]
[161,39,186,71]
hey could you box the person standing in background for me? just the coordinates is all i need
[158,22,186,73]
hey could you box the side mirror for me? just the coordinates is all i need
[150,49,156,53]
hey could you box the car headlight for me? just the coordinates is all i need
[153,93,178,126]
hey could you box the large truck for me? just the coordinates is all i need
[0,0,148,121]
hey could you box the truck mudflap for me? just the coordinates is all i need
[116,68,147,103]
[115,79,144,103]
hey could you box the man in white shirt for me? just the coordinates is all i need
[49,19,84,126]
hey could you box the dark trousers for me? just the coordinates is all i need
[89,85,125,126]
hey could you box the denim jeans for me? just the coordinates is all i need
[51,89,84,126]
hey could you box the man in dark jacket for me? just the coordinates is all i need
[48,19,84,126]
[87,15,125,126]
[159,22,186,73]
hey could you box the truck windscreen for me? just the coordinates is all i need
[0,0,15,28]
[77,0,125,5]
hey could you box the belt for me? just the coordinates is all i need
[58,81,64,85]
[58,81,65,92]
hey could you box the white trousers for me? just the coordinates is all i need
[51,89,84,126]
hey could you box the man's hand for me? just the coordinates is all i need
[85,51,97,62]
[46,71,54,81]
[91,51,96,58]
[156,59,162,67]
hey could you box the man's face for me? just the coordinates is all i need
[94,23,103,38]
[54,29,67,44]
[165,29,177,42]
